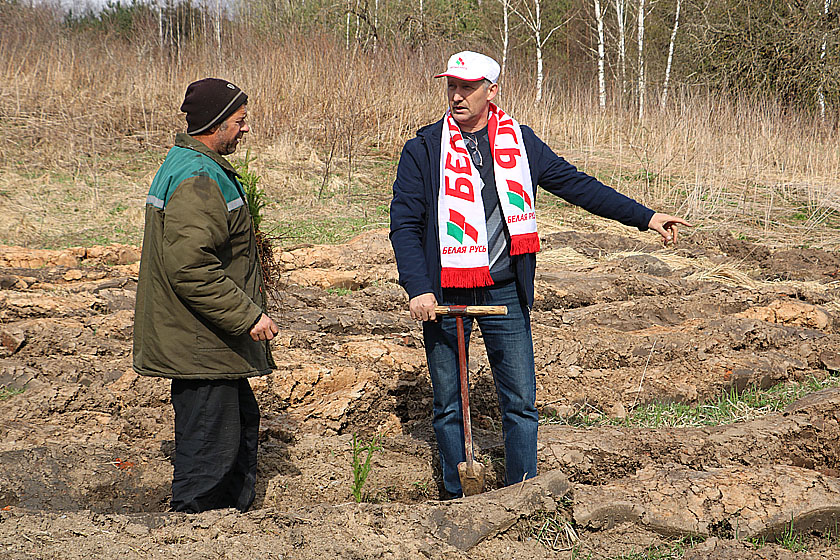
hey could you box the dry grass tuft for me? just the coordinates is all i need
[536,247,598,270]
[684,263,757,289]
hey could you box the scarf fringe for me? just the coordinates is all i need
[441,266,494,289]
[510,232,541,255]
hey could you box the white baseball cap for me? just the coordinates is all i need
[434,51,501,84]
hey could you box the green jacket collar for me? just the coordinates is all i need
[174,132,240,177]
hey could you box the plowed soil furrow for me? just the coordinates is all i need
[1,230,839,558]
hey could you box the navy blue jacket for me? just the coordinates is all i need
[389,118,655,308]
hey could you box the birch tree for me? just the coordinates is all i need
[499,0,511,77]
[615,0,628,96]
[355,0,361,44]
[213,0,222,53]
[818,0,832,120]
[373,0,379,51]
[157,0,164,49]
[593,0,606,109]
[514,0,564,102]
[419,0,425,46]
[346,0,351,49]
[660,0,681,109]
[637,0,646,119]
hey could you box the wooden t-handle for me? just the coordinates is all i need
[433,305,508,316]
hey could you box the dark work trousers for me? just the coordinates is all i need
[170,378,260,513]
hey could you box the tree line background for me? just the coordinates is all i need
[53,0,840,113]
[4,0,840,251]
[4,0,840,159]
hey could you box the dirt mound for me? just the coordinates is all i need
[1,229,839,558]
[0,244,141,269]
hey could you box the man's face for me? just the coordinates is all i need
[214,105,250,155]
[447,77,498,132]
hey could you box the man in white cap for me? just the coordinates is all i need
[389,51,690,498]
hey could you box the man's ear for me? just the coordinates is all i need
[487,82,499,102]
[194,123,220,140]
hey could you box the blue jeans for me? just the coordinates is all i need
[423,280,538,496]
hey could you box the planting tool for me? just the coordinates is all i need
[432,305,507,317]
[433,304,507,496]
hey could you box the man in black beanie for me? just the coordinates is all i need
[133,78,277,513]
[181,77,250,154]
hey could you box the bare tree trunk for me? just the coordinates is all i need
[201,2,206,41]
[166,1,174,50]
[176,15,182,68]
[536,41,544,102]
[660,0,681,109]
[637,0,646,120]
[346,0,351,50]
[615,0,627,96]
[535,0,544,100]
[354,0,361,44]
[500,0,510,77]
[514,0,562,103]
[819,0,832,121]
[373,0,379,51]
[594,0,606,109]
[157,1,163,50]
[214,0,222,53]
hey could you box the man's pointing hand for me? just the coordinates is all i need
[648,213,692,246]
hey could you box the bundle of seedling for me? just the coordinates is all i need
[235,150,282,301]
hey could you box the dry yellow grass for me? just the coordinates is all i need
[2,6,840,249]
[536,247,598,270]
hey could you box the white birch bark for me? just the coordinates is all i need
[819,0,831,120]
[166,1,174,49]
[176,17,182,67]
[214,0,222,53]
[355,0,361,43]
[594,0,606,109]
[637,0,646,120]
[535,0,544,101]
[373,0,379,51]
[157,1,164,49]
[660,0,681,109]
[200,3,206,40]
[615,0,627,95]
[346,0,351,50]
[513,0,563,102]
[500,0,510,77]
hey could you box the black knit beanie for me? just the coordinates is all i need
[180,78,248,135]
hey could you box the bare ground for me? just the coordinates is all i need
[1,227,840,559]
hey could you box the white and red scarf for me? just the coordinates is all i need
[438,103,540,288]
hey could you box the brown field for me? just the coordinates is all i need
[2,7,840,559]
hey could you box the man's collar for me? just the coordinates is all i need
[461,124,489,139]
[174,132,239,176]
[417,117,445,139]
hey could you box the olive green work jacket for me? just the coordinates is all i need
[133,133,275,379]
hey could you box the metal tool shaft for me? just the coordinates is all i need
[455,315,475,468]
